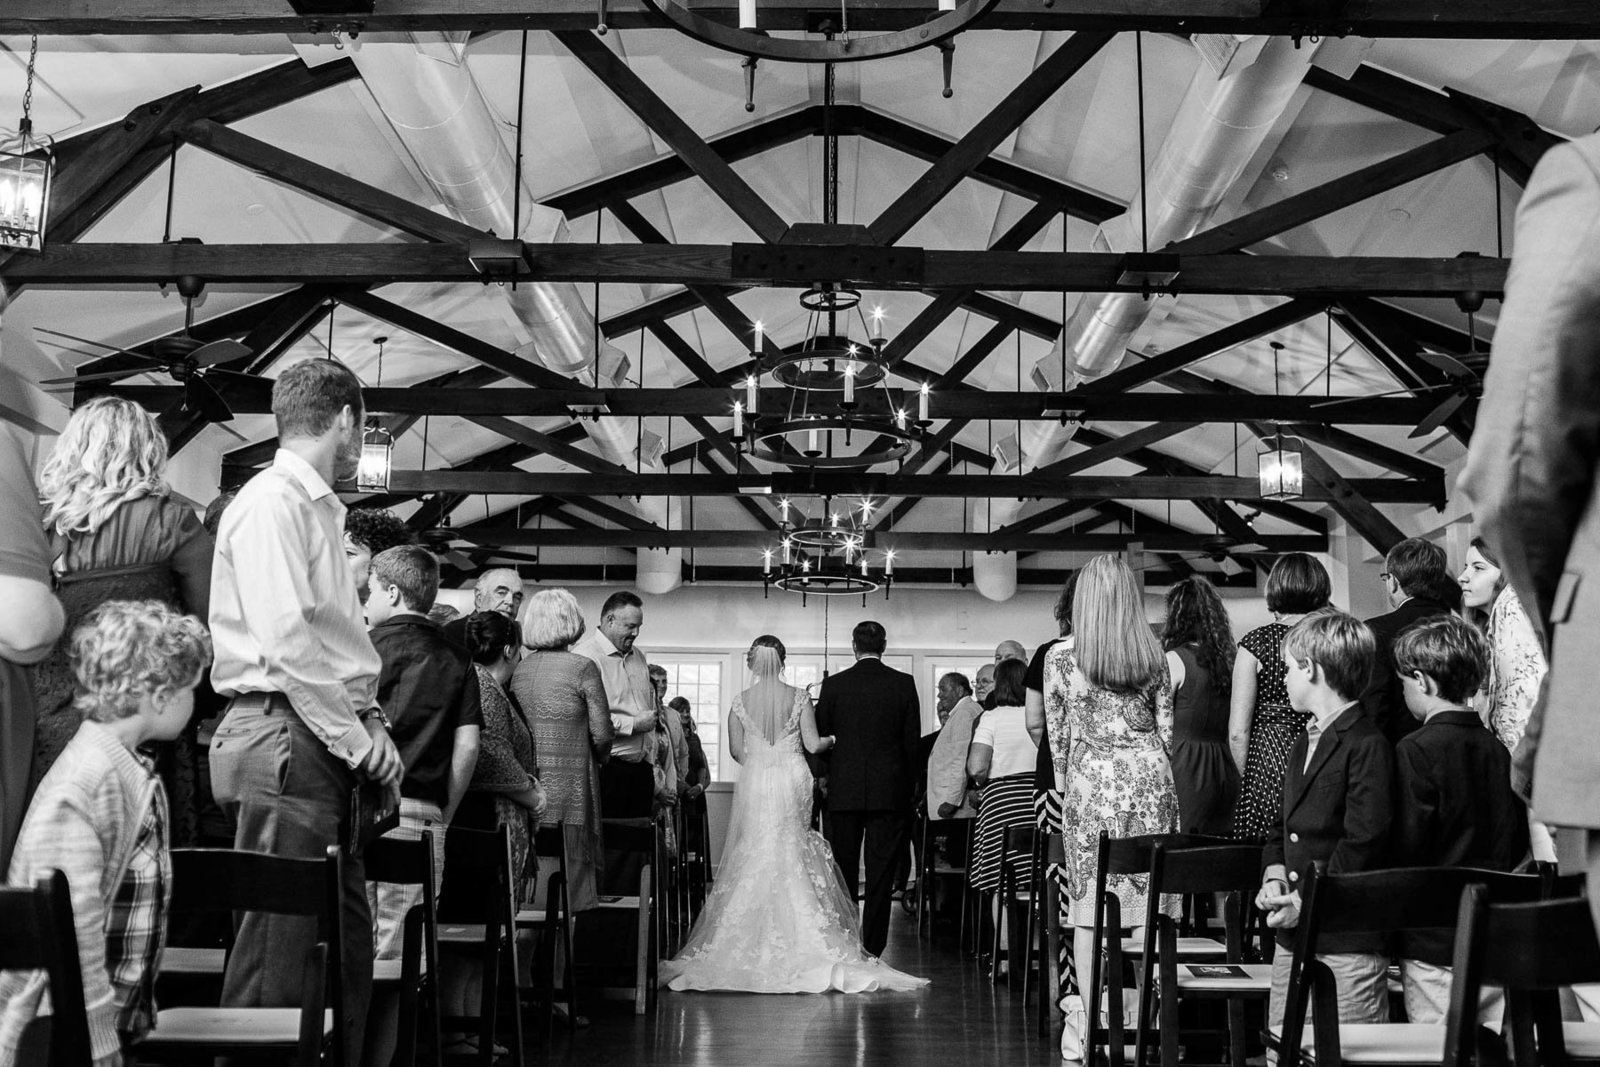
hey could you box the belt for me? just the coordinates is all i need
[228,692,294,715]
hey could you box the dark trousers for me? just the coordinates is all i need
[827,809,910,957]
[208,700,372,1067]
[598,757,654,894]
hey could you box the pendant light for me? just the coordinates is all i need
[0,37,54,253]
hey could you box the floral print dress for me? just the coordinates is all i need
[1044,645,1180,927]
[1486,586,1547,753]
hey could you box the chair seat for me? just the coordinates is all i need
[1562,1022,1600,1057]
[372,957,430,984]
[1120,936,1226,956]
[437,923,495,944]
[160,946,226,975]
[144,1007,333,1046]
[1268,1023,1444,1064]
[1173,962,1273,992]
[595,896,642,910]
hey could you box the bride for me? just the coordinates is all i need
[660,635,928,994]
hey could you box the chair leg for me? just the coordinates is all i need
[1228,997,1247,1067]
[635,865,653,1016]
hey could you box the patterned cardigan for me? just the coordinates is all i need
[0,721,165,1065]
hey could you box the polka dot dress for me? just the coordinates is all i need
[1230,623,1312,840]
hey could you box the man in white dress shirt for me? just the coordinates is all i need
[573,589,658,891]
[207,359,403,1066]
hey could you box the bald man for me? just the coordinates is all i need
[994,640,1027,664]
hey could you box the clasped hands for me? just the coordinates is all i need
[1255,871,1301,930]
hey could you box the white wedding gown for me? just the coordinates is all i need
[660,689,928,994]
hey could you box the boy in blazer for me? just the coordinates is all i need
[815,620,922,957]
[1391,615,1527,1023]
[1257,609,1394,1036]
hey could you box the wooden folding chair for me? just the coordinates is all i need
[133,847,341,1067]
[1273,865,1547,1067]
[1444,884,1600,1067]
[991,823,1038,990]
[916,812,974,945]
[364,830,442,1067]
[1137,841,1270,1067]
[517,825,577,1036]
[0,869,91,1067]
[436,824,524,1067]
[1038,832,1067,1040]
[589,817,660,1016]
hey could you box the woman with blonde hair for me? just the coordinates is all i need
[510,587,612,911]
[30,397,212,842]
[1043,553,1179,1054]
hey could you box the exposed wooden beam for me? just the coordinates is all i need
[1034,423,1191,477]
[1168,128,1499,256]
[557,495,663,531]
[1333,297,1475,441]
[1299,445,1407,554]
[1284,422,1443,484]
[995,499,1107,536]
[463,415,631,476]
[382,468,1441,503]
[1074,298,1325,397]
[10,2,1595,39]
[553,29,788,245]
[5,242,1510,296]
[444,526,1326,553]
[181,119,486,243]
[695,449,782,532]
[100,381,1451,425]
[868,32,1112,246]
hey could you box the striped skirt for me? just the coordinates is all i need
[969,773,1037,893]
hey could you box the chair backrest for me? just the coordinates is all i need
[1097,830,1234,880]
[1298,864,1543,940]
[1003,824,1037,854]
[169,847,340,925]
[1149,842,1264,897]
[0,871,91,1067]
[1045,832,1066,867]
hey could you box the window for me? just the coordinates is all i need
[652,659,726,780]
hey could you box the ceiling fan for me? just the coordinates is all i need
[37,274,255,425]
[1131,533,1276,578]
[418,526,543,574]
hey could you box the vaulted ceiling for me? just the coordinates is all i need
[2,4,1594,593]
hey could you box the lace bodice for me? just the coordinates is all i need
[732,687,806,755]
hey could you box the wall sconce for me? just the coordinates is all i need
[0,38,53,254]
[356,423,393,492]
[1257,431,1303,501]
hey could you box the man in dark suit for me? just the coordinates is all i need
[1360,538,1459,746]
[815,620,922,957]
[1459,131,1600,929]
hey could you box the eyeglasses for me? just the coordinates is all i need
[1379,572,1392,582]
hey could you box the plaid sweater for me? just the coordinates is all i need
[0,721,168,1064]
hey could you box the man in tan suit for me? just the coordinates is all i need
[1459,130,1600,927]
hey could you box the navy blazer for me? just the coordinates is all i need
[814,657,922,813]
[1263,703,1394,953]
[1393,708,1529,962]
[1360,596,1456,747]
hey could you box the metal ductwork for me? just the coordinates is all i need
[974,35,1316,602]
[329,34,682,590]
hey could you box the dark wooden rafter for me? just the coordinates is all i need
[338,289,573,389]
[4,243,1509,296]
[1333,296,1475,441]
[1033,423,1191,477]
[552,29,787,245]
[995,499,1111,536]
[557,494,662,531]
[8,2,1599,39]
[693,448,782,532]
[1298,444,1407,554]
[462,415,631,476]
[867,32,1113,246]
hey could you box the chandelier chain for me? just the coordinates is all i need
[20,36,38,133]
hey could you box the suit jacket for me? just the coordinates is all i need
[1392,709,1528,962]
[1360,596,1455,746]
[1459,133,1600,827]
[925,696,982,818]
[815,657,922,812]
[1263,704,1394,953]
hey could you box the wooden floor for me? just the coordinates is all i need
[542,905,1057,1066]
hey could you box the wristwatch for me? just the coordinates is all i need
[359,706,392,730]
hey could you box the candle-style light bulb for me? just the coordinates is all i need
[885,550,895,576]
[918,382,931,422]
[779,498,790,520]
[808,427,819,455]
[843,362,855,404]
[894,408,907,431]
[872,305,885,328]
[782,538,791,564]
[752,321,764,349]
[861,556,870,576]
[762,548,773,574]
[732,400,744,438]
[746,374,758,415]
[740,0,757,27]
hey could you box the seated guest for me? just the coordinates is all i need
[514,589,612,913]
[0,600,210,1067]
[1257,609,1394,1035]
[926,672,981,870]
[1361,538,1458,746]
[1391,615,1527,1024]
[364,546,481,956]
[967,658,1040,960]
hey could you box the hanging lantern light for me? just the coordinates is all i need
[0,37,54,254]
[1257,431,1303,501]
[356,423,394,492]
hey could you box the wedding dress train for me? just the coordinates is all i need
[660,689,928,994]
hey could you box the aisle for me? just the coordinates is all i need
[544,905,1058,1066]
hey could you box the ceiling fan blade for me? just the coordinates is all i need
[1229,542,1269,554]
[188,338,253,368]
[35,337,113,361]
[442,549,475,571]
[1409,391,1469,439]
[204,368,268,389]
[32,327,147,358]
[39,367,153,386]
[1414,347,1474,378]
[483,548,542,565]
[186,375,235,424]
[1216,556,1247,577]
[1312,383,1450,409]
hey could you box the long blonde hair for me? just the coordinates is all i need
[39,397,170,536]
[1072,553,1165,693]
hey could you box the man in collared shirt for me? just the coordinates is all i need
[442,567,525,647]
[208,358,403,1067]
[573,590,657,891]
